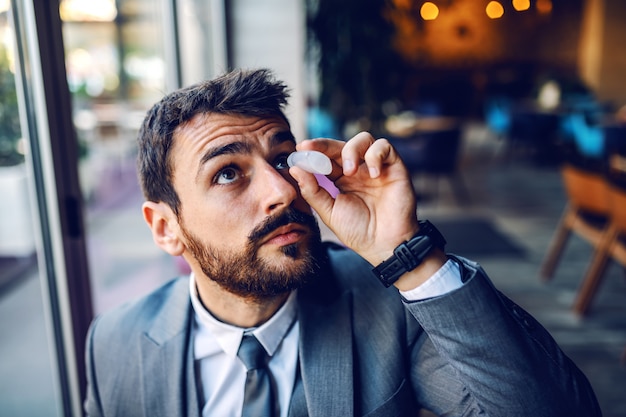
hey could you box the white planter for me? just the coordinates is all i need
[0,164,36,257]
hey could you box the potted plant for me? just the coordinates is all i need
[0,44,35,257]
[306,0,411,137]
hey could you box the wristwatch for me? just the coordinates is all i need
[372,220,446,287]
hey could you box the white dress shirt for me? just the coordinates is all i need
[399,258,463,300]
[190,275,299,417]
[189,258,462,416]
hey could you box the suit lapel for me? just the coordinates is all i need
[297,290,354,417]
[139,278,200,417]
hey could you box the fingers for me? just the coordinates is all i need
[340,132,376,175]
[298,132,402,179]
[361,137,397,179]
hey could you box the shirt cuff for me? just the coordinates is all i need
[399,258,463,301]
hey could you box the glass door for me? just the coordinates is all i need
[60,0,226,316]
[61,0,180,315]
[1,1,72,415]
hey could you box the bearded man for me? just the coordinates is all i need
[84,69,600,417]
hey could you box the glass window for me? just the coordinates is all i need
[0,2,61,415]
[61,0,178,314]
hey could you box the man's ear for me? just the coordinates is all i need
[142,201,185,256]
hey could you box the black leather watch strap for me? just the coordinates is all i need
[372,220,446,287]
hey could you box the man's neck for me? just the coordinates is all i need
[194,275,290,328]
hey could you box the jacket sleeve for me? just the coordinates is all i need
[84,316,104,417]
[402,256,602,417]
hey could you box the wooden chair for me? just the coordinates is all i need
[539,163,610,283]
[572,154,626,315]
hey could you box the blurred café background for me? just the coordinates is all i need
[0,0,624,416]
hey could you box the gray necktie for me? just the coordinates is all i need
[238,335,276,417]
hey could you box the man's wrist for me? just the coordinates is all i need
[393,249,448,291]
[371,220,447,288]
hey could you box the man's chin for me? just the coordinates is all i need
[255,245,308,270]
[280,242,301,259]
[258,240,321,272]
[258,234,315,259]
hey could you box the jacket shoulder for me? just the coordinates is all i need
[84,277,192,416]
[89,276,190,345]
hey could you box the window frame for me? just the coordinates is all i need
[11,0,94,414]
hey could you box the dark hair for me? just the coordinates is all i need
[136,68,291,216]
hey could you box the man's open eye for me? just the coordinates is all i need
[275,154,290,170]
[214,166,241,185]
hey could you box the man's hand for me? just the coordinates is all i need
[289,132,420,267]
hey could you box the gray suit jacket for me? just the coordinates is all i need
[84,244,601,417]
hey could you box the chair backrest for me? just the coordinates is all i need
[608,154,626,233]
[561,164,610,215]
[419,127,462,173]
[390,126,462,174]
[607,186,626,233]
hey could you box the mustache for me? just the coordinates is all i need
[248,208,319,243]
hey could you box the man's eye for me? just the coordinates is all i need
[215,166,240,184]
[275,154,290,170]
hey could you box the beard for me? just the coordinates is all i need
[180,208,323,301]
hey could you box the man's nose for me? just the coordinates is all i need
[257,163,298,214]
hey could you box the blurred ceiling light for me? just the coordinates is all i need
[512,0,530,11]
[536,0,553,14]
[486,1,505,19]
[393,0,412,11]
[59,0,117,22]
[0,0,9,14]
[420,2,439,20]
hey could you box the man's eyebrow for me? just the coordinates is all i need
[270,131,296,147]
[199,141,252,167]
[199,130,293,167]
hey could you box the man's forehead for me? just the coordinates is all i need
[177,112,294,144]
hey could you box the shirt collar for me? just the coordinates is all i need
[189,273,297,359]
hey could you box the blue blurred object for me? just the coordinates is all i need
[307,106,340,139]
[484,97,511,137]
[562,113,604,158]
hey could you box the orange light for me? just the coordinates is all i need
[512,0,530,11]
[486,1,504,19]
[536,0,553,14]
[420,2,439,20]
[393,0,412,10]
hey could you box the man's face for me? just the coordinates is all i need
[170,113,322,299]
